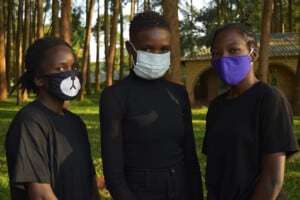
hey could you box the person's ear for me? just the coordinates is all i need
[125,41,135,55]
[126,41,137,65]
[250,47,259,62]
[34,76,46,87]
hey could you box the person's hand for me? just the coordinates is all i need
[250,152,285,200]
[26,182,58,200]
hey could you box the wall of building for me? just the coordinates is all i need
[269,63,296,104]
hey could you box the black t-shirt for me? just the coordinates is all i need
[5,100,95,200]
[202,82,299,200]
[100,72,203,199]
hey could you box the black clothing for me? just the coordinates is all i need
[125,161,191,200]
[100,72,203,200]
[202,82,299,200]
[5,100,95,200]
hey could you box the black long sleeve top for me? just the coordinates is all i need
[100,72,203,200]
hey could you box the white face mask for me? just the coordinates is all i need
[130,42,170,80]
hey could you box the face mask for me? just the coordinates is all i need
[44,70,81,100]
[212,49,253,86]
[129,42,170,80]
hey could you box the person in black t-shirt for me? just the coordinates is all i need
[5,37,99,200]
[100,11,203,200]
[202,23,299,200]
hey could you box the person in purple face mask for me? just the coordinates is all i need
[202,23,299,200]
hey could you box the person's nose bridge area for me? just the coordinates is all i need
[219,50,230,57]
[150,49,163,54]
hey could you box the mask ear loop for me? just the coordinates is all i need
[129,41,137,53]
[248,48,254,56]
[249,48,254,65]
[129,41,137,68]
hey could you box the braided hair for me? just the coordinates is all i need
[11,37,74,95]
[210,23,258,51]
[129,11,170,41]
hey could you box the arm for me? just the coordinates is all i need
[5,111,55,199]
[100,89,136,200]
[250,87,299,200]
[91,176,100,200]
[250,153,285,200]
[182,90,204,200]
[26,183,58,200]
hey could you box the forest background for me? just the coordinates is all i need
[0,0,300,108]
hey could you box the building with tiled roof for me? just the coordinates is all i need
[181,32,300,106]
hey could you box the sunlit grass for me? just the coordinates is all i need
[0,93,299,199]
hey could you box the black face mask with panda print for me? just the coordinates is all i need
[43,70,82,100]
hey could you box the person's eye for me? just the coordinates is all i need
[56,67,65,72]
[229,48,241,54]
[141,46,152,52]
[72,64,79,71]
[161,47,169,53]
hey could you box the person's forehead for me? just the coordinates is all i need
[214,29,246,46]
[133,28,170,41]
[43,45,74,59]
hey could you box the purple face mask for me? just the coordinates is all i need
[212,52,252,86]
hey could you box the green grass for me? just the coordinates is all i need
[0,93,299,199]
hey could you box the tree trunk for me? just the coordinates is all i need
[136,0,139,12]
[60,0,72,109]
[5,0,13,92]
[128,0,135,68]
[130,0,135,20]
[0,0,7,100]
[31,0,36,43]
[104,0,109,86]
[257,0,273,83]
[293,53,300,115]
[22,0,30,101]
[144,0,150,11]
[79,0,95,100]
[271,0,278,32]
[52,0,59,37]
[278,0,284,32]
[86,56,92,94]
[12,0,16,82]
[37,0,44,38]
[288,0,292,32]
[162,0,181,84]
[16,0,23,105]
[106,0,120,86]
[216,0,221,25]
[60,0,72,44]
[189,0,194,56]
[95,0,101,92]
[119,0,124,80]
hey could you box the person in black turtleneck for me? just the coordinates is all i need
[99,11,203,200]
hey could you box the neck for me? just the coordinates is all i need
[38,92,65,114]
[227,74,259,99]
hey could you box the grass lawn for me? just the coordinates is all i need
[0,93,299,199]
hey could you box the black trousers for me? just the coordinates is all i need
[125,162,190,200]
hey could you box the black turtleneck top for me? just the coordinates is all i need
[100,72,202,199]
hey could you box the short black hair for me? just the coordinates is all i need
[129,11,170,41]
[12,37,74,95]
[211,23,257,50]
